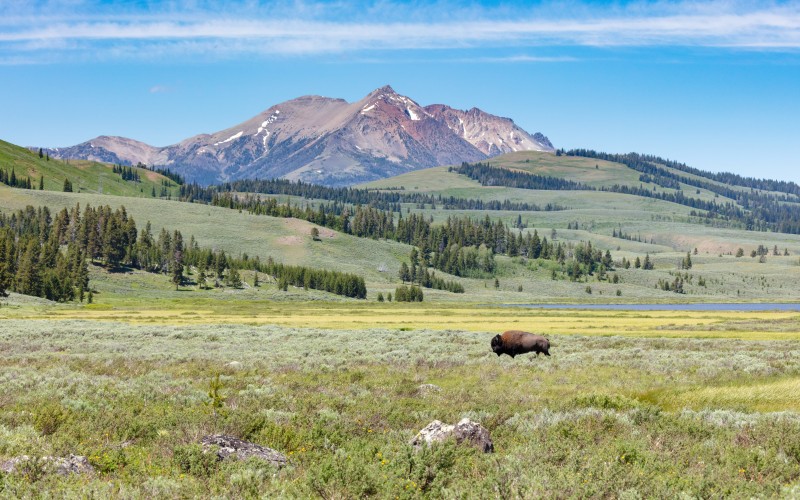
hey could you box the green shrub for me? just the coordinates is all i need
[173,444,219,477]
[570,393,642,411]
[33,402,66,436]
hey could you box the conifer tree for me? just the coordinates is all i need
[170,231,184,290]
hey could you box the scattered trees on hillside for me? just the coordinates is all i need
[0,203,368,302]
[113,164,141,182]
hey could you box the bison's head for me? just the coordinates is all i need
[490,334,503,355]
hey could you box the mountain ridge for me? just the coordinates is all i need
[43,86,554,187]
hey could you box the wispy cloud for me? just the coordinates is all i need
[148,84,171,94]
[2,1,799,63]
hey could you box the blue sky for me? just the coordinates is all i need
[1,0,799,182]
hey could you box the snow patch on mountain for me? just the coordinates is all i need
[214,131,243,146]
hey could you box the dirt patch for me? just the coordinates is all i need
[144,170,161,182]
[282,218,337,239]
[276,235,304,245]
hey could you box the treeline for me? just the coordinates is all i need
[564,149,800,197]
[398,214,610,279]
[399,248,464,293]
[638,173,680,190]
[452,162,593,191]
[113,164,141,182]
[602,182,746,221]
[138,163,185,185]
[395,285,424,302]
[179,177,561,212]
[177,247,366,298]
[567,149,800,235]
[0,206,90,302]
[1,168,35,190]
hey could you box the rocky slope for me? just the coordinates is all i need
[45,85,554,186]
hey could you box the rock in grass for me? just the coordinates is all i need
[416,383,442,395]
[411,418,494,453]
[201,434,288,468]
[0,454,94,476]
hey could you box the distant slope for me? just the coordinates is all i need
[43,85,554,187]
[0,139,179,198]
[361,150,800,240]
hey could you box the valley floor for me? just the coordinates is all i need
[1,300,799,497]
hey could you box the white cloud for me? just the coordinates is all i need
[1,1,799,63]
[149,85,171,94]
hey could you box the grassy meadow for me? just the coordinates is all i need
[1,306,800,497]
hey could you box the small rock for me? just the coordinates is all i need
[410,418,493,453]
[416,383,441,395]
[201,434,288,468]
[227,361,243,369]
[1,454,94,476]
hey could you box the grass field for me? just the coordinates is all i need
[1,305,799,497]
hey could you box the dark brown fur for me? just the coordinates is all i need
[491,330,550,358]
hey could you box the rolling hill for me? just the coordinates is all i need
[0,139,179,198]
[2,138,800,306]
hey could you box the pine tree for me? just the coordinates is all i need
[15,239,41,297]
[399,262,410,283]
[197,265,207,290]
[39,177,44,190]
[228,267,242,289]
[63,178,73,192]
[171,231,184,290]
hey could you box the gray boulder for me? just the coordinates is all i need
[201,434,288,468]
[411,418,494,453]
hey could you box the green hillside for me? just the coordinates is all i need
[364,150,736,206]
[0,139,179,198]
[2,140,800,306]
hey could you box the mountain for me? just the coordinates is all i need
[43,85,553,186]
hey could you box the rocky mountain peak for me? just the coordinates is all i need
[44,86,554,187]
[369,84,397,96]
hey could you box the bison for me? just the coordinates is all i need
[491,330,550,358]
